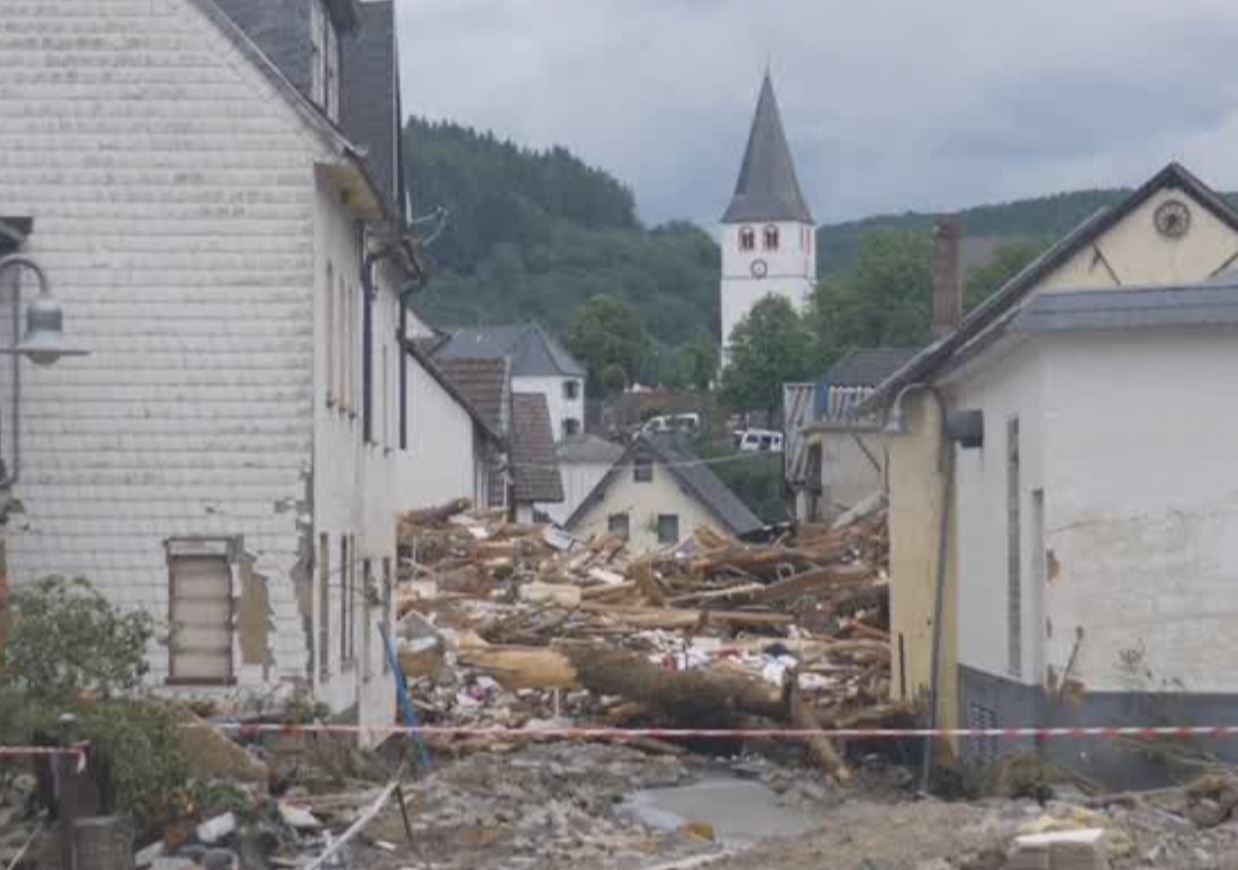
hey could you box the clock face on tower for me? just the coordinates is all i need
[750,259,768,278]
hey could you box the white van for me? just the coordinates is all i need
[734,428,784,453]
[642,413,701,435]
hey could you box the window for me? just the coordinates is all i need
[340,535,353,665]
[325,263,335,405]
[563,379,580,400]
[633,453,653,483]
[382,344,390,448]
[310,0,340,120]
[362,559,374,680]
[337,274,349,408]
[168,545,233,684]
[399,302,409,450]
[319,533,330,681]
[657,514,680,544]
[608,513,630,540]
[562,418,581,438]
[1006,416,1022,678]
[363,283,373,443]
[763,225,779,250]
[381,558,393,674]
[739,226,755,251]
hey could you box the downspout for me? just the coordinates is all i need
[885,381,951,793]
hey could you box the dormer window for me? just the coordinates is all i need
[739,226,755,251]
[763,225,779,251]
[310,0,340,121]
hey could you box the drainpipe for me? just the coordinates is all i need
[885,382,951,793]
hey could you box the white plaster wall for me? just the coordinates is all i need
[513,374,583,442]
[719,221,815,348]
[1039,329,1238,694]
[950,341,1047,687]
[540,459,611,525]
[567,459,724,553]
[1036,187,1238,293]
[398,357,478,511]
[0,0,336,693]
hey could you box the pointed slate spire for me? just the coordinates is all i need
[721,74,813,224]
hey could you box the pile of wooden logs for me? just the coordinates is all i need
[394,499,905,780]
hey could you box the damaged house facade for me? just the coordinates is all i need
[867,163,1238,780]
[0,0,491,722]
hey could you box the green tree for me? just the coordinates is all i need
[809,228,934,369]
[720,296,814,417]
[963,240,1046,311]
[566,294,646,396]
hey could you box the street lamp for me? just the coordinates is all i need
[0,254,89,365]
[0,254,88,491]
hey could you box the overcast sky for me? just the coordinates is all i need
[396,0,1238,227]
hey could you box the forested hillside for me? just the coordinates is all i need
[404,118,720,382]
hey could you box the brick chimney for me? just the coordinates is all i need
[932,215,962,338]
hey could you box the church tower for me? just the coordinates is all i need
[719,73,816,352]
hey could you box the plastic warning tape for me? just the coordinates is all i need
[0,746,89,772]
[189,722,1238,741]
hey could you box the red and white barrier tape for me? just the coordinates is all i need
[189,722,1238,741]
[0,746,88,771]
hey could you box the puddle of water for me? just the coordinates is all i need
[620,777,821,844]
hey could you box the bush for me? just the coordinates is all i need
[0,577,186,834]
[4,576,156,703]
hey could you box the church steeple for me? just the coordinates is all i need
[722,73,813,224]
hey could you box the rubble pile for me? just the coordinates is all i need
[394,499,905,777]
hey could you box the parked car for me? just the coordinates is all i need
[642,413,701,435]
[734,428,784,453]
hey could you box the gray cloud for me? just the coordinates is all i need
[396,0,1238,225]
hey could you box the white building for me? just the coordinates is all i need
[0,0,492,723]
[868,163,1238,783]
[431,323,587,442]
[565,434,762,553]
[719,74,816,352]
[539,434,624,525]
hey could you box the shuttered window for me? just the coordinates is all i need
[168,553,233,684]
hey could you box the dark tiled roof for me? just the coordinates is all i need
[211,0,316,95]
[340,1,397,202]
[1013,282,1238,333]
[433,357,509,436]
[510,393,564,504]
[864,162,1238,410]
[721,73,813,224]
[434,323,586,377]
[823,348,920,388]
[566,434,763,537]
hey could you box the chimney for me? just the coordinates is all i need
[932,215,962,338]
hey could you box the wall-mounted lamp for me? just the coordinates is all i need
[0,255,89,365]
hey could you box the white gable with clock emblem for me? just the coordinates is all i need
[1025,162,1238,297]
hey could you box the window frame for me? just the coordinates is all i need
[165,537,237,687]
[739,226,755,251]
[763,224,780,251]
[656,513,680,545]
[607,512,630,541]
[633,454,653,483]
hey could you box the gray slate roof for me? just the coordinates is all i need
[211,0,317,95]
[340,1,399,202]
[863,162,1238,411]
[1013,282,1238,333]
[721,74,813,225]
[432,357,510,436]
[510,393,565,503]
[566,434,763,537]
[556,434,624,465]
[434,324,586,378]
[824,348,920,388]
